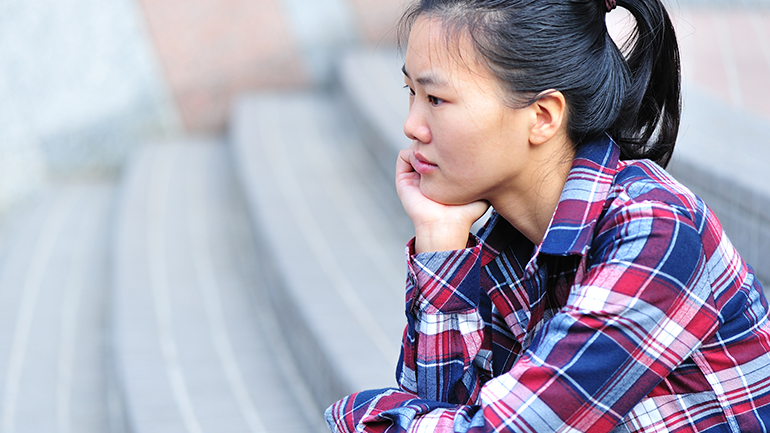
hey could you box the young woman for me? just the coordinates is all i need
[326,0,770,431]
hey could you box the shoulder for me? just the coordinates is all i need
[608,159,708,228]
[588,159,718,269]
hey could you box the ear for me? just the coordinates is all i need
[529,90,567,146]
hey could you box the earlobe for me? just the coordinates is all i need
[529,90,567,146]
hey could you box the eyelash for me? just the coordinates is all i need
[403,85,443,106]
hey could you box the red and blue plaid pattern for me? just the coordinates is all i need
[326,137,770,432]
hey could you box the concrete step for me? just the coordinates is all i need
[112,138,326,433]
[230,91,414,410]
[0,183,116,433]
[336,48,770,285]
[336,48,407,178]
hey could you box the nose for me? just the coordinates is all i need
[403,105,432,144]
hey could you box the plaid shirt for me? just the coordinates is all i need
[326,136,770,433]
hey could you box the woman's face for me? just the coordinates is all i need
[403,16,536,206]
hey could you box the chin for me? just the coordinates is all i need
[420,182,472,206]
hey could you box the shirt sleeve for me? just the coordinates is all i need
[396,235,487,405]
[327,201,721,433]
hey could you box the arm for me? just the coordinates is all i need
[325,231,489,432]
[327,201,720,432]
[394,147,493,403]
[325,151,493,432]
[327,238,489,433]
[397,238,487,404]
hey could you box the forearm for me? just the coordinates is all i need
[397,239,487,404]
[325,388,483,433]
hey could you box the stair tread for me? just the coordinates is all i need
[113,138,325,433]
[0,184,114,432]
[231,91,413,408]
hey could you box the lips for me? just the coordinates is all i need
[411,151,438,175]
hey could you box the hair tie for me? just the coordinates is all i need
[605,0,617,12]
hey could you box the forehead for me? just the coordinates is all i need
[403,16,491,86]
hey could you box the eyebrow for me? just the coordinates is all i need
[402,64,446,87]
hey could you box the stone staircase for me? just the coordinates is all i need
[0,46,766,433]
[230,92,410,410]
[112,138,326,433]
[0,184,116,433]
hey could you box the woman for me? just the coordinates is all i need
[327,0,770,431]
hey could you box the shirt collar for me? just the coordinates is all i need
[479,135,620,266]
[538,135,620,256]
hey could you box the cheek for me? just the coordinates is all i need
[418,160,488,204]
[430,115,510,184]
[437,140,486,176]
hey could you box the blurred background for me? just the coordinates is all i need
[0,0,767,432]
[1,0,769,214]
[0,0,408,215]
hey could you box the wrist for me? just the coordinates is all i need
[414,223,471,254]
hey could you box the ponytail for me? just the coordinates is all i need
[398,0,682,168]
[610,0,681,168]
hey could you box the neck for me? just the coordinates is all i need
[491,137,575,246]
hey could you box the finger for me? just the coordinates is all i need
[396,149,415,175]
[469,200,491,221]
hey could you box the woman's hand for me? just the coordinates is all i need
[396,149,489,254]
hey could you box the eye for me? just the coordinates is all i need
[403,85,415,97]
[427,95,444,106]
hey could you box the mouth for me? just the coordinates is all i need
[411,151,438,175]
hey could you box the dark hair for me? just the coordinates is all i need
[398,0,681,168]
